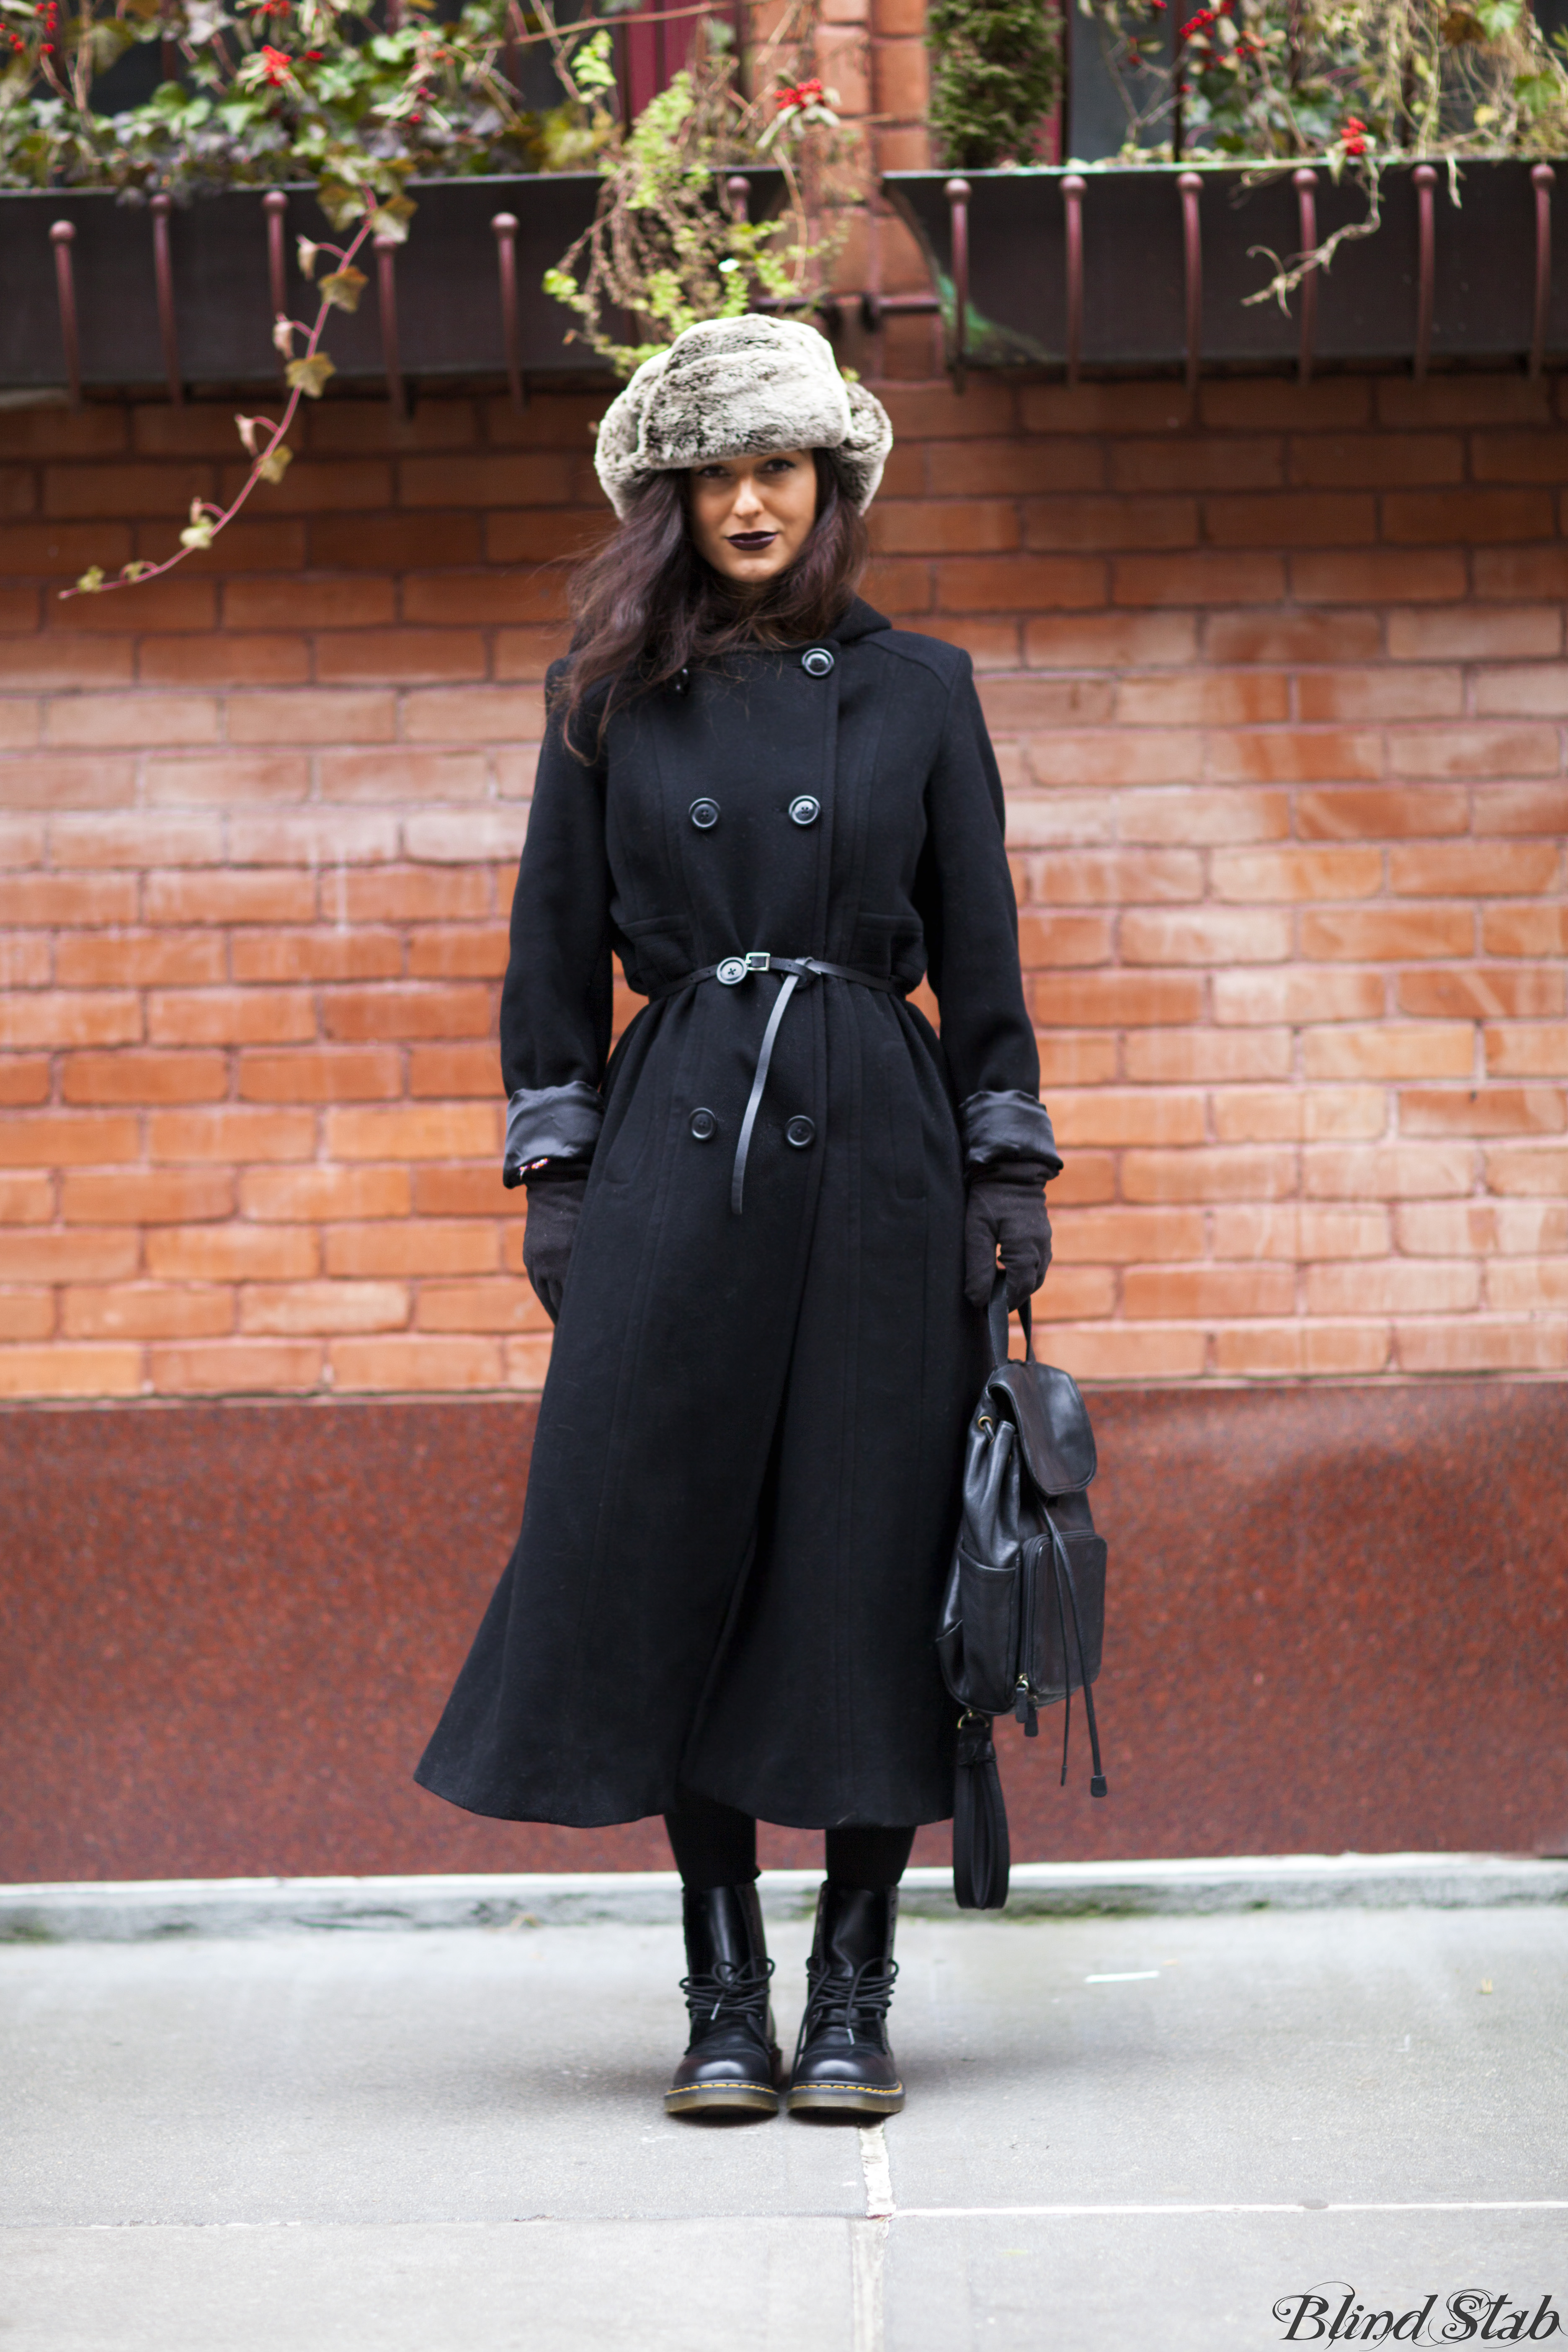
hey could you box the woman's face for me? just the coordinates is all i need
[687,449,818,588]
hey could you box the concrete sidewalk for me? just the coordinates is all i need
[3,1888,1565,2349]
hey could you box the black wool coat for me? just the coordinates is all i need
[415,598,1059,1832]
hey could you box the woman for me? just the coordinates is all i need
[417,315,1060,2121]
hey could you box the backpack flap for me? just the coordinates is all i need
[988,1360,1097,1497]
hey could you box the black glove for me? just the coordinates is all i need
[521,1164,589,1324]
[963,1160,1052,1311]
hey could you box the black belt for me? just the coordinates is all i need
[651,953,906,1214]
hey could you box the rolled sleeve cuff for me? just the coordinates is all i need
[959,1088,1063,1182]
[503,1079,603,1189]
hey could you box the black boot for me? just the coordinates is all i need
[664,1883,782,2118]
[785,1885,905,2118]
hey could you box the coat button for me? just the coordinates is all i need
[785,1116,816,1148]
[788,796,820,827]
[690,1108,717,1141]
[801,647,835,677]
[689,798,720,829]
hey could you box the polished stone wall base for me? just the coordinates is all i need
[3,1381,1565,1883]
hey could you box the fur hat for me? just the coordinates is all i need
[593,315,894,519]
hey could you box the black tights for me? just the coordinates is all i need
[664,1785,916,1893]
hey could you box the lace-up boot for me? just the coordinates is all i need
[664,1883,782,2117]
[785,1885,904,2117]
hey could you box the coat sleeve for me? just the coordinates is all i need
[498,671,615,1186]
[916,656,1063,1183]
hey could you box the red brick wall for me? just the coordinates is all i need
[2,368,1566,1403]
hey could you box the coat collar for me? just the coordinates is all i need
[828,597,891,645]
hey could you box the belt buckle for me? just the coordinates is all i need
[743,952,771,974]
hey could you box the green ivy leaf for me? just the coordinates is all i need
[285,351,336,396]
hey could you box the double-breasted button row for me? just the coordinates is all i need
[691,1106,814,1149]
[689,796,823,829]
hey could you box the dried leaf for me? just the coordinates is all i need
[367,195,416,243]
[297,236,320,281]
[180,518,216,550]
[75,565,105,594]
[235,412,262,456]
[319,264,367,313]
[285,352,337,398]
[272,314,296,358]
[256,441,294,484]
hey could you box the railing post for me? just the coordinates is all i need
[1293,167,1318,386]
[1178,170,1202,408]
[1063,173,1084,389]
[150,192,183,406]
[490,212,525,414]
[1413,162,1436,381]
[1530,162,1555,382]
[263,189,289,367]
[945,175,971,394]
[50,221,81,411]
[376,233,407,420]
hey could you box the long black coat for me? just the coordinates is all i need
[416,599,1058,1831]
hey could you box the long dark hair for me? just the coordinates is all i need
[556,449,869,751]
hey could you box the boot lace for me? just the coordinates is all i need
[797,1955,899,2050]
[680,1955,775,2031]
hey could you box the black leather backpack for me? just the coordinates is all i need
[936,1279,1109,1909]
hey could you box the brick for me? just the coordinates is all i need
[226,690,396,746]
[0,1230,138,1285]
[1205,493,1377,548]
[1120,908,1291,965]
[316,631,489,687]
[1207,730,1382,785]
[327,1334,505,1390]
[415,1277,550,1333]
[325,1103,498,1160]
[1049,1090,1205,1147]
[1288,433,1464,488]
[1485,1258,1568,1310]
[0,1113,139,1167]
[317,750,493,804]
[321,985,493,1042]
[1225,1205,1390,1259]
[1123,1264,1296,1318]
[1034,730,1203,789]
[143,753,311,807]
[240,1280,408,1335]
[1483,1145,1568,1194]
[0,994,142,1050]
[1212,967,1385,1025]
[1022,497,1197,553]
[63,1284,234,1341]
[0,1057,49,1106]
[231,930,403,985]
[980,678,1115,732]
[307,397,479,455]
[41,461,212,519]
[330,866,492,923]
[1211,1086,1383,1143]
[1387,605,1561,660]
[61,1050,227,1104]
[224,577,397,630]
[1301,907,1474,961]
[1401,1086,1565,1137]
[1486,1024,1568,1076]
[144,870,316,924]
[1212,848,1382,903]
[1475,547,1568,600]
[1006,798,1116,848]
[146,990,315,1047]
[0,407,126,456]
[309,516,483,571]
[61,1170,234,1226]
[401,689,545,746]
[54,932,225,989]
[324,1221,497,1278]
[494,626,573,682]
[1029,1267,1118,1321]
[398,453,572,508]
[1474,664,1568,719]
[934,556,1106,613]
[1033,850,1202,905]
[147,1108,315,1163]
[5,524,134,580]
[137,634,311,688]
[1122,1147,1297,1203]
[228,814,400,869]
[1023,612,1199,669]
[412,1166,525,1216]
[0,1288,54,1341]
[149,1339,322,1393]
[0,872,137,925]
[1384,489,1555,544]
[1031,973,1205,1026]
[1202,381,1372,431]
[874,500,1020,555]
[1050,1207,1205,1262]
[1482,905,1568,956]
[0,1344,142,1399]
[1302,1024,1473,1081]
[1396,1199,1568,1254]
[1203,611,1382,665]
[0,816,46,867]
[482,511,607,568]
[859,557,933,616]
[0,939,51,996]
[1212,1322,1392,1377]
[923,440,1098,497]
[1042,1325,1208,1382]
[45,688,220,747]
[1124,1028,1292,1082]
[1044,1152,1116,1206]
[1113,553,1285,607]
[408,1044,499,1097]
[1292,551,1467,603]
[1395,1318,1567,1373]
[1474,787,1568,836]
[1110,437,1284,492]
[1302,1144,1473,1199]
[1388,725,1559,780]
[241,1164,410,1221]
[1299,668,1463,723]
[0,636,132,688]
[1380,378,1551,428]
[50,814,222,870]
[1392,842,1559,897]
[1473,429,1568,482]
[1114,673,1289,726]
[1034,1034,1120,1087]
[1117,789,1289,845]
[1401,969,1563,1020]
[237,1048,401,1102]
[145,1224,318,1281]
[1297,788,1467,840]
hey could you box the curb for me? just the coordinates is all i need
[3,1852,1566,1941]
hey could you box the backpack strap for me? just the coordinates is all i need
[987,1272,1037,1368]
